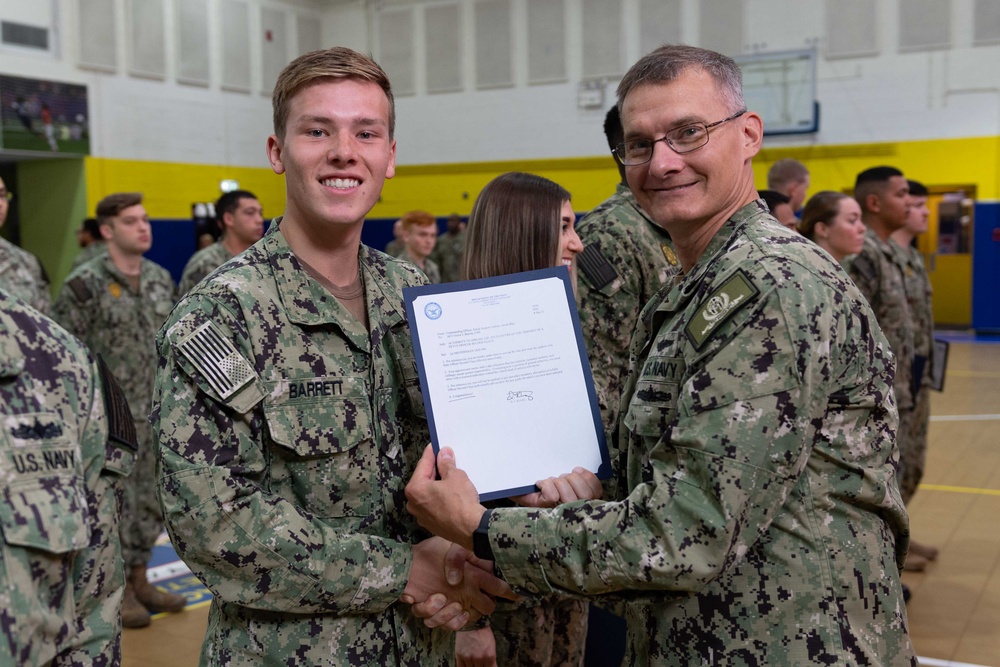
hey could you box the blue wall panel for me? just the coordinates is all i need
[972,202,1000,333]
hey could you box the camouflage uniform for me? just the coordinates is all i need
[848,229,916,501]
[178,241,233,295]
[488,597,587,666]
[386,238,404,257]
[484,203,915,666]
[71,241,107,271]
[398,249,441,284]
[0,288,135,666]
[430,229,466,283]
[893,241,933,503]
[478,498,587,666]
[151,221,453,666]
[576,183,678,500]
[0,236,50,314]
[52,253,176,567]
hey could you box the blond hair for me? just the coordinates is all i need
[272,47,395,140]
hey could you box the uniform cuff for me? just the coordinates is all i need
[323,537,412,612]
[488,508,554,596]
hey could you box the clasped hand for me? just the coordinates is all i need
[400,536,515,631]
[402,445,603,630]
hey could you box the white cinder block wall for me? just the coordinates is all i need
[0,0,996,168]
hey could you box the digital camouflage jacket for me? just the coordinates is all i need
[152,222,452,666]
[486,203,916,666]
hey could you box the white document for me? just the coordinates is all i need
[404,267,610,501]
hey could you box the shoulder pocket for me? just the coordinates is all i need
[97,354,137,477]
[0,413,90,553]
[579,244,620,294]
[167,314,266,414]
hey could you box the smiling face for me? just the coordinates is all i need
[557,199,582,282]
[266,78,396,237]
[621,68,761,237]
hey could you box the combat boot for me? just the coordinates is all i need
[121,579,151,628]
[129,564,188,613]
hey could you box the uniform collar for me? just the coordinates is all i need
[614,183,659,228]
[99,252,149,291]
[264,221,406,350]
[654,200,763,315]
[864,227,897,258]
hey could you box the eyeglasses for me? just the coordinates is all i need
[613,109,747,166]
[0,189,11,202]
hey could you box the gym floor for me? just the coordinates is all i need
[122,337,1000,667]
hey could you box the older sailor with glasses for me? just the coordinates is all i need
[406,43,916,666]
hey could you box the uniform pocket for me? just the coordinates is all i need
[0,413,89,554]
[623,355,684,439]
[264,388,375,519]
[624,378,680,439]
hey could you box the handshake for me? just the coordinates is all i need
[398,444,603,631]
[399,537,515,631]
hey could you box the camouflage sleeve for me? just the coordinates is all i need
[488,270,887,598]
[56,355,130,666]
[29,255,51,314]
[51,277,93,343]
[577,236,651,501]
[152,296,412,615]
[424,259,441,285]
[578,242,639,412]
[178,257,208,296]
[846,247,879,311]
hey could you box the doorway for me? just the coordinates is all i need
[915,185,976,328]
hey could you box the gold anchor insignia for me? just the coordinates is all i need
[662,244,679,266]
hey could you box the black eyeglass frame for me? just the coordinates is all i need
[612,109,748,166]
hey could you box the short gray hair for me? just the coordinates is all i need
[616,44,745,115]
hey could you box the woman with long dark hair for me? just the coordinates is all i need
[456,171,593,667]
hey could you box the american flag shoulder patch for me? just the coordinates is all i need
[176,321,255,400]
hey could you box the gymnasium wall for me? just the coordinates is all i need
[1,0,999,291]
[80,132,999,226]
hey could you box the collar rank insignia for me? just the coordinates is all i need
[662,244,679,267]
[177,321,255,400]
